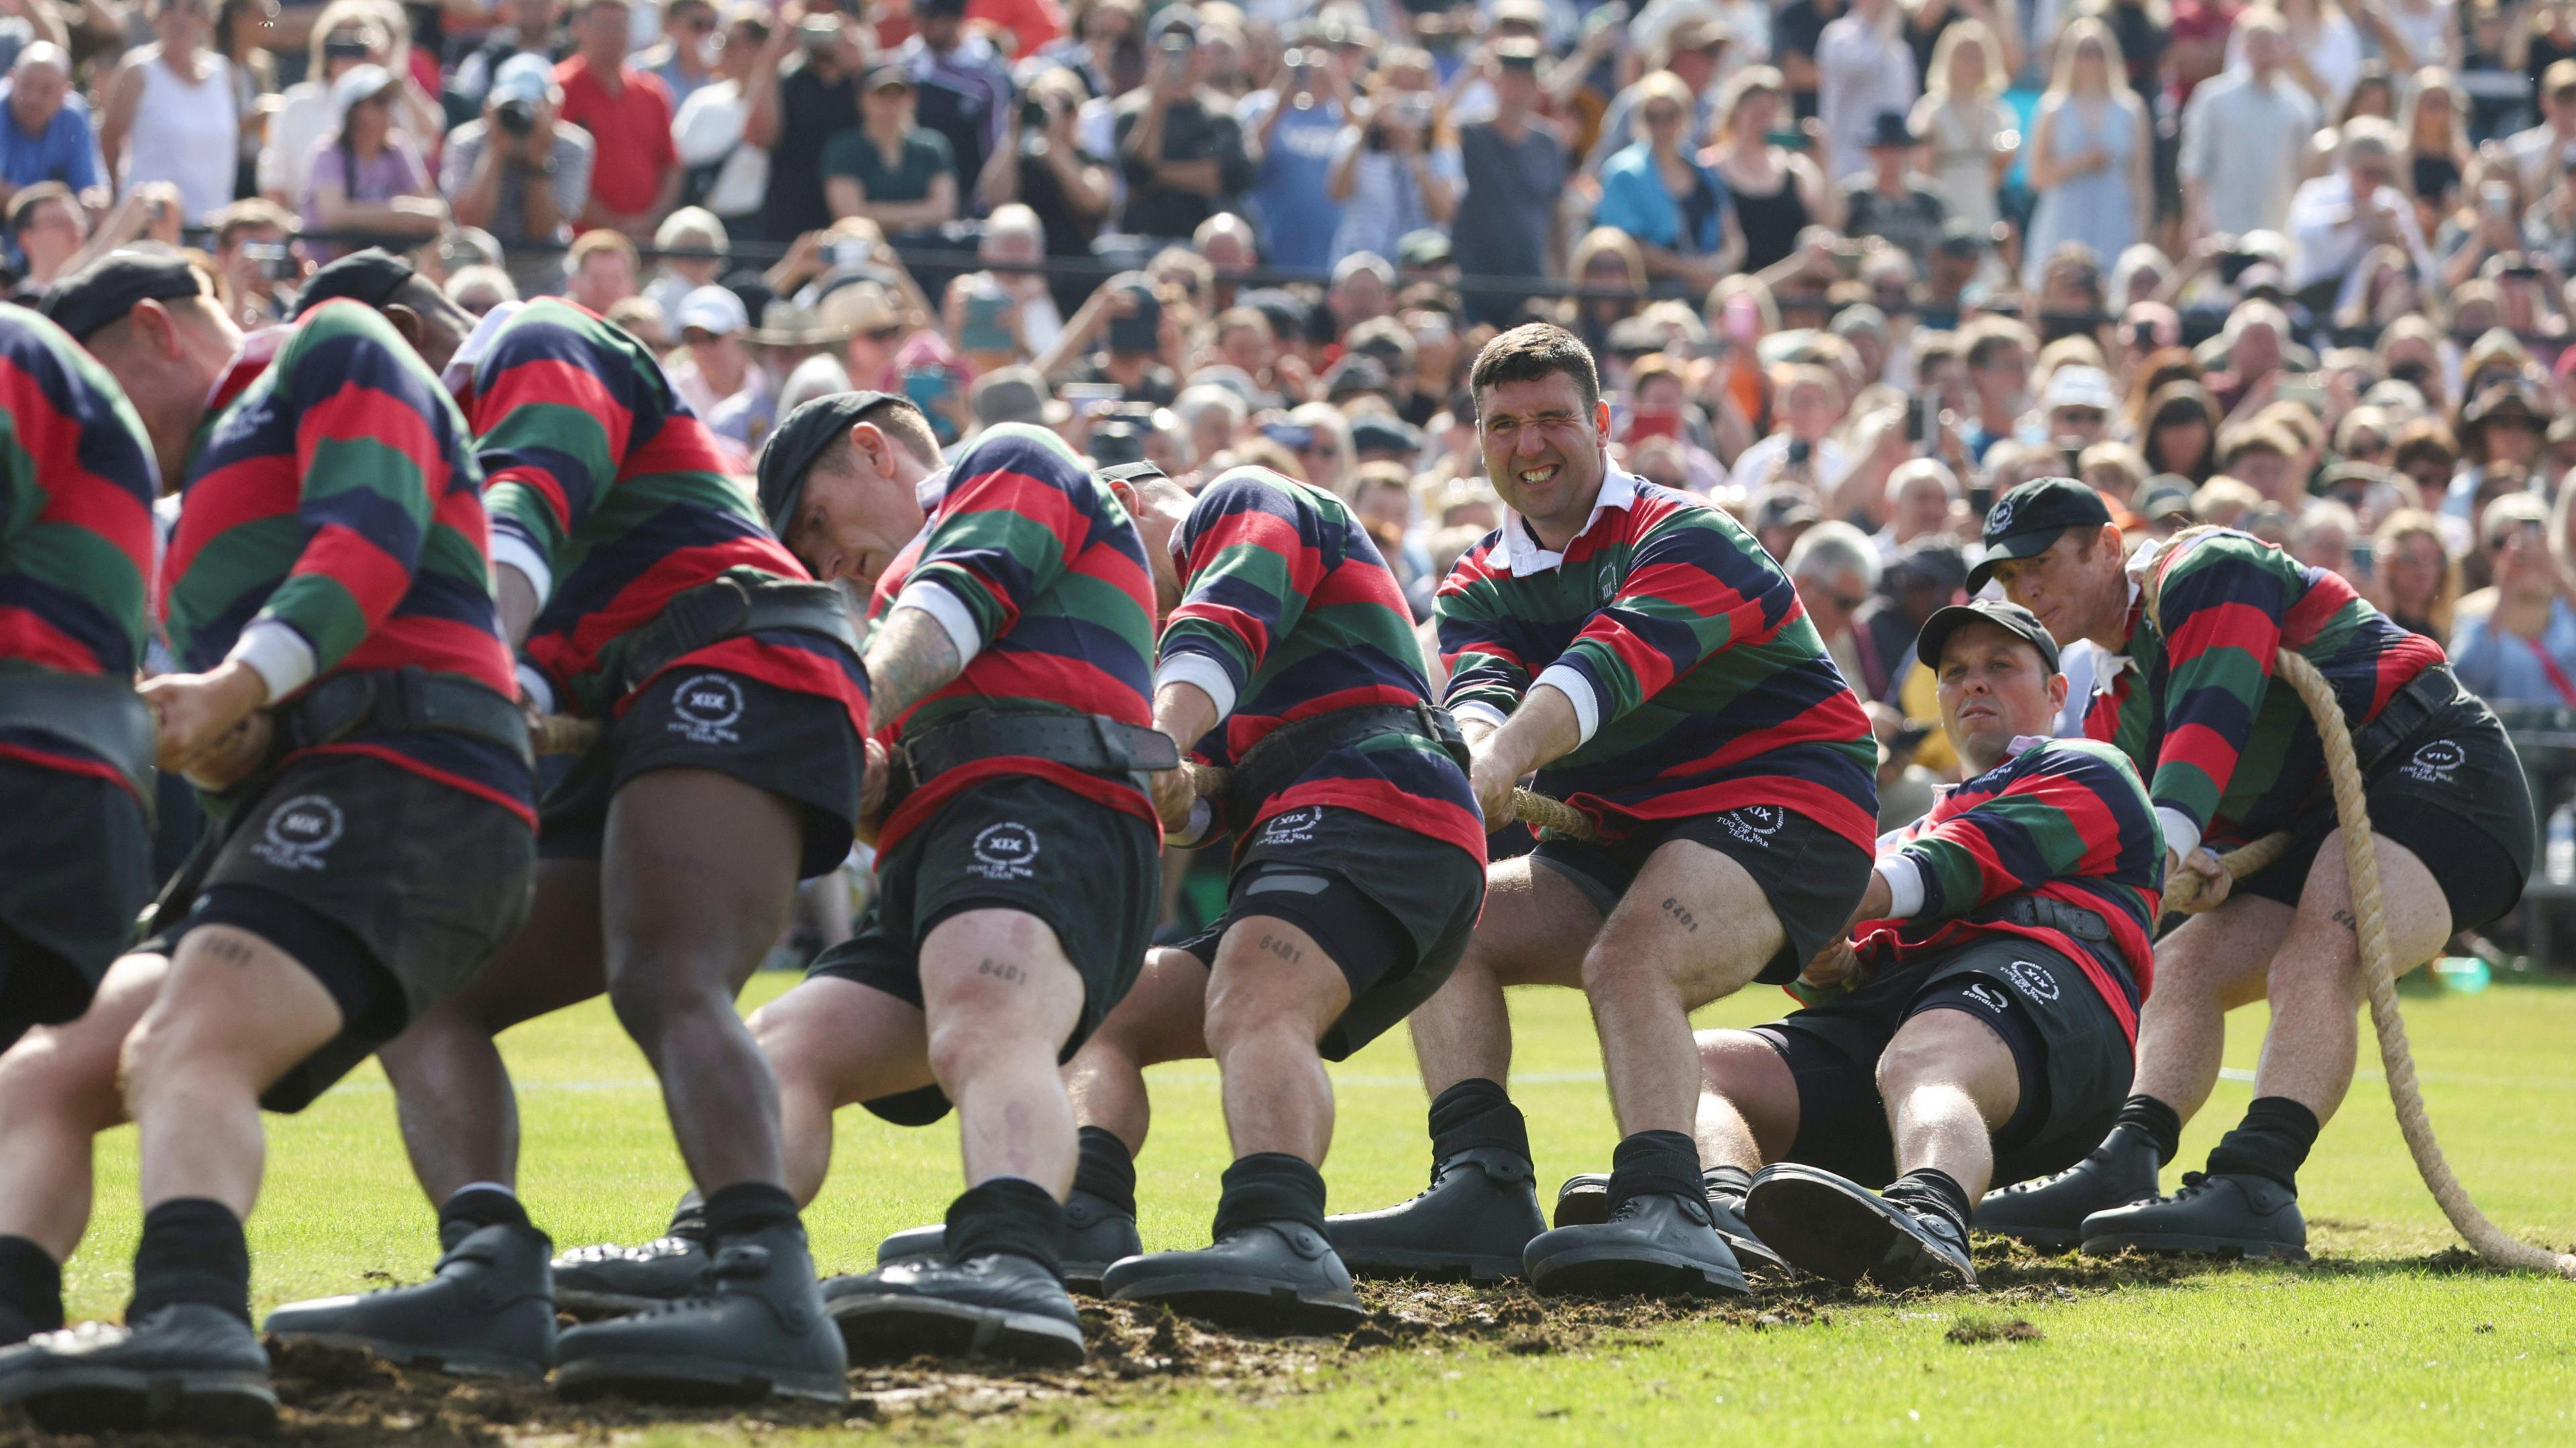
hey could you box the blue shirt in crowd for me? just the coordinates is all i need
[0,88,101,194]
[2451,597,2576,710]
[1593,141,1729,256]
[1238,91,1344,272]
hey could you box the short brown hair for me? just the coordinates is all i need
[568,228,641,272]
[838,394,944,468]
[211,198,297,249]
[1468,322,1600,420]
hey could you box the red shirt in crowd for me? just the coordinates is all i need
[553,54,677,217]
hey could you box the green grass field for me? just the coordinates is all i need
[40,974,2576,1446]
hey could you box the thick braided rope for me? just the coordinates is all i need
[535,714,600,756]
[1186,762,1599,842]
[2143,528,2573,1276]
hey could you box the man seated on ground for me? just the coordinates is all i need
[1971,478,2535,1259]
[1560,600,2162,1289]
[1325,323,1880,1298]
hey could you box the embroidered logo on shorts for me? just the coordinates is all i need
[2400,739,2463,784]
[2004,959,2061,1002]
[967,822,1040,881]
[252,794,344,871]
[667,673,745,746]
[1258,806,1323,846]
[1717,805,1785,848]
[1964,982,2010,1013]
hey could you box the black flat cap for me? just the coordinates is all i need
[1967,476,2112,592]
[1350,414,1424,455]
[1915,598,2061,674]
[755,390,901,537]
[40,249,205,342]
[292,247,416,318]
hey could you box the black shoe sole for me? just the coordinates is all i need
[1745,1168,1975,1291]
[553,1351,851,1405]
[1330,1244,1528,1284]
[1107,1276,1366,1335]
[262,1327,549,1379]
[2078,1230,2309,1263]
[3,1368,278,1435]
[1524,1245,1748,1298]
[828,1294,1087,1368]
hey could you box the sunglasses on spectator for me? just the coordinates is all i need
[867,325,904,342]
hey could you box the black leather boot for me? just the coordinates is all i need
[0,1304,274,1435]
[1974,1121,2163,1251]
[824,1254,1086,1368]
[873,1186,1142,1296]
[553,1219,848,1404]
[1743,1164,1976,1290]
[1523,1190,1748,1298]
[2078,1171,2309,1262]
[1102,1220,1363,1333]
[551,1233,709,1319]
[263,1220,555,1376]
[1552,1170,1790,1280]
[1325,1147,1547,1282]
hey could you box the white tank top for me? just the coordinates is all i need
[123,49,239,223]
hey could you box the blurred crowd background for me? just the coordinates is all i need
[17,0,2576,960]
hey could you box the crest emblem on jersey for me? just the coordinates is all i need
[2401,739,2463,784]
[253,794,345,871]
[1718,805,1785,848]
[668,673,745,745]
[2004,959,2061,1002]
[967,822,1040,881]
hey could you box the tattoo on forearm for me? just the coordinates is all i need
[977,958,1026,984]
[1258,934,1301,963]
[1661,897,1699,933]
[863,610,966,726]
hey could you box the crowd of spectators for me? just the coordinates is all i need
[25,0,2576,816]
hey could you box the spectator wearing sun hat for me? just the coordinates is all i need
[300,62,442,262]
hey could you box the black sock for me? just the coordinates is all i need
[126,1199,250,1325]
[667,1188,709,1243]
[2204,1097,2322,1192]
[1426,1078,1529,1162]
[1605,1129,1703,1212]
[0,1235,62,1337]
[946,1177,1063,1276]
[1702,1164,1755,1209]
[701,1180,800,1242]
[2114,1093,2184,1167]
[439,1185,532,1237]
[1072,1126,1139,1219]
[1211,1152,1328,1238]
[1884,1168,1973,1239]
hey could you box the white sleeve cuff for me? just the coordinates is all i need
[515,662,555,716]
[1153,651,1239,724]
[2156,807,2203,866]
[892,580,984,667]
[1169,797,1215,848]
[1876,856,1926,920]
[1450,700,1509,732]
[1532,664,1600,744]
[225,619,317,701]
[489,529,553,609]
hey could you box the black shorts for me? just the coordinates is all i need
[1167,806,1483,1060]
[2235,694,2537,932]
[1532,803,1875,986]
[540,665,863,881]
[1752,936,2135,1190]
[0,759,154,1046]
[137,753,535,1113]
[808,775,1160,1120]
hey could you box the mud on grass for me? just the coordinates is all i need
[0,1243,2436,1445]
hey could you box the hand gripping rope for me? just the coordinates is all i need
[2147,528,2576,1278]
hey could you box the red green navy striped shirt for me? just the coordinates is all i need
[1158,466,1485,865]
[0,303,158,793]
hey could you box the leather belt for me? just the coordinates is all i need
[2349,663,2467,775]
[281,666,533,769]
[1986,894,2114,944]
[621,573,861,694]
[1225,701,1468,818]
[886,708,1178,814]
[0,669,156,804]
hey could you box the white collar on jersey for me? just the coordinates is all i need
[440,299,526,393]
[1497,464,1639,577]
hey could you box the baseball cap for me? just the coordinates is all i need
[1935,218,1987,257]
[1350,414,1424,456]
[1966,476,2112,592]
[1864,109,1916,149]
[755,390,902,535]
[674,284,749,337]
[1749,484,1821,534]
[490,53,557,108]
[1323,353,1392,400]
[818,279,901,337]
[861,62,912,92]
[971,366,1047,427]
[40,249,209,341]
[1495,36,1544,69]
[329,62,400,121]
[2042,365,2118,413]
[292,246,417,317]
[1914,598,2061,674]
[1397,229,1453,270]
[2137,476,2196,522]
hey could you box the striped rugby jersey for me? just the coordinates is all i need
[1860,736,2164,1041]
[866,421,1158,855]
[0,302,158,792]
[1436,468,1878,850]
[1157,466,1485,865]
[166,301,531,819]
[467,298,867,729]
[2085,529,2446,856]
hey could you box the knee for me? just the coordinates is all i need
[924,1006,1052,1093]
[0,1034,123,1133]
[1577,934,1660,996]
[1696,1029,1777,1097]
[1201,983,1307,1064]
[606,971,733,1052]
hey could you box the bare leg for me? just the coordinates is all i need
[1063,947,1209,1156]
[2129,893,2294,1122]
[1693,1028,1801,1172]
[1582,841,1784,1142]
[600,769,802,1193]
[918,908,1088,1196]
[1405,856,1596,1098]
[380,859,605,1201]
[746,977,932,1206]
[1203,919,1351,1165]
[0,954,166,1260]
[1877,1010,2023,1200]
[2253,833,2452,1123]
